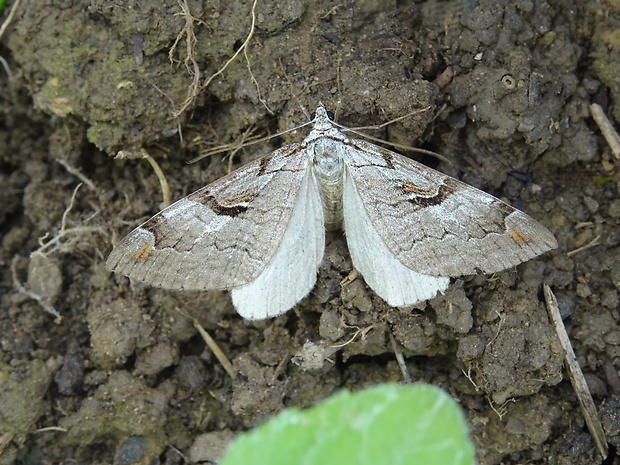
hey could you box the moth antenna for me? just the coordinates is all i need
[331,106,453,165]
[341,126,453,166]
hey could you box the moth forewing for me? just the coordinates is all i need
[340,140,557,278]
[106,143,313,292]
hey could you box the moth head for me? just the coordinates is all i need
[312,105,333,121]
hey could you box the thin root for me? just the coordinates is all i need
[116,149,171,208]
[331,325,372,348]
[170,0,202,118]
[173,0,259,118]
[57,158,97,191]
[11,256,62,323]
[487,396,514,420]
[32,183,103,258]
[200,0,258,95]
[0,0,22,41]
[244,47,273,115]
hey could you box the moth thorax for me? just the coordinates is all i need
[313,138,345,231]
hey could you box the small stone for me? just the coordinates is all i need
[608,199,620,219]
[189,431,237,464]
[341,278,373,313]
[134,341,179,376]
[576,282,592,298]
[27,254,62,301]
[54,352,84,395]
[582,195,599,213]
[113,436,146,465]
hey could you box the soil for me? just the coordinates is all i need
[1,1,619,464]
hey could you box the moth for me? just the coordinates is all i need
[107,106,557,320]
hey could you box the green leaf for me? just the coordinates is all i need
[221,383,476,465]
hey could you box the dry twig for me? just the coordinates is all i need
[388,329,412,383]
[176,310,237,380]
[566,235,601,257]
[543,284,608,459]
[590,103,620,159]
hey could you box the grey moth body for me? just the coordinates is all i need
[107,106,557,320]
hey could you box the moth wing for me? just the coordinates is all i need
[343,170,450,306]
[342,140,557,278]
[231,168,325,319]
[107,143,315,291]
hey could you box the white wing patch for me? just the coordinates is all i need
[232,168,325,320]
[343,167,450,306]
[107,106,557,320]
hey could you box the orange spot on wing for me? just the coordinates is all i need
[133,244,153,263]
[223,192,257,205]
[401,182,435,196]
[509,227,529,245]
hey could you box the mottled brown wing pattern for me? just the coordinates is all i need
[106,143,312,290]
